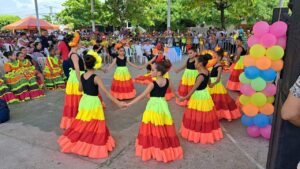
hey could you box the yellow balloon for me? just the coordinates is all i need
[250,44,266,59]
[266,45,284,61]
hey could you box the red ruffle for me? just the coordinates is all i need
[228,69,243,83]
[60,94,82,129]
[134,75,152,85]
[1,92,18,103]
[137,123,181,149]
[182,108,220,133]
[165,88,175,101]
[111,79,135,93]
[63,120,111,145]
[29,89,44,99]
[226,81,241,91]
[211,94,241,121]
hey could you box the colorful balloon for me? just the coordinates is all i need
[254,114,269,128]
[239,95,251,105]
[260,125,272,140]
[253,21,270,38]
[260,33,277,48]
[251,77,267,91]
[250,44,266,58]
[276,37,287,49]
[242,104,259,117]
[262,83,277,96]
[244,55,256,67]
[266,46,284,61]
[241,115,254,127]
[239,72,251,84]
[271,60,284,72]
[267,96,275,103]
[245,66,260,79]
[260,103,275,115]
[240,84,256,96]
[270,21,288,37]
[260,68,277,82]
[247,126,261,138]
[251,92,267,107]
[256,57,271,70]
[248,36,259,47]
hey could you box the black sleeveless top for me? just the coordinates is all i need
[150,79,169,97]
[81,74,98,96]
[154,55,166,63]
[196,73,209,90]
[116,56,127,67]
[240,46,247,56]
[210,64,222,77]
[69,53,85,71]
[186,58,196,70]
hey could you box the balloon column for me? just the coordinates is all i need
[240,21,287,140]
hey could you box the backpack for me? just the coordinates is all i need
[0,99,10,123]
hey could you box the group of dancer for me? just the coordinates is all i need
[57,33,242,163]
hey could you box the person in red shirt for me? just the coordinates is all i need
[58,35,71,79]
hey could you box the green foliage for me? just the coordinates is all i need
[0,15,20,28]
[56,0,280,30]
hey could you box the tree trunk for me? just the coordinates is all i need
[220,8,225,29]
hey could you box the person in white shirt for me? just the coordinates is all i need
[142,40,154,60]
[17,32,29,48]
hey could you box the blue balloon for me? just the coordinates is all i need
[241,115,254,126]
[260,68,277,82]
[253,114,269,128]
[268,115,273,124]
[245,66,260,79]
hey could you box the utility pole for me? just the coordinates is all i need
[34,0,41,35]
[91,0,95,32]
[279,0,285,7]
[49,6,53,24]
[167,0,171,31]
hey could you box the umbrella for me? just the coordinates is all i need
[3,16,59,30]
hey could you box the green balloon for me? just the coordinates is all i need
[251,92,267,107]
[266,45,284,61]
[250,44,266,58]
[239,73,251,84]
[239,95,250,105]
[251,77,267,91]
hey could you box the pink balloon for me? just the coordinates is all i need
[260,33,277,48]
[259,125,272,140]
[247,36,259,47]
[262,83,277,96]
[241,84,256,96]
[276,37,287,49]
[270,21,288,37]
[253,21,270,38]
[247,126,261,138]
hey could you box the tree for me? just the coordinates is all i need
[0,15,20,29]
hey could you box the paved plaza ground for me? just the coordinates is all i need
[0,58,269,169]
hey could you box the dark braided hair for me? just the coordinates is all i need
[197,54,212,67]
[155,59,172,76]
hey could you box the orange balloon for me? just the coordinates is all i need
[242,104,259,117]
[256,57,272,70]
[244,55,256,67]
[271,60,284,72]
[259,103,274,115]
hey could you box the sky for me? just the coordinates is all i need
[0,0,65,18]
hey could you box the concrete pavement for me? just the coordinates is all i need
[0,60,269,169]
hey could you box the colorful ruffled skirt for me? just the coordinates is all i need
[134,73,153,85]
[176,69,198,106]
[136,97,183,162]
[60,69,84,129]
[0,79,19,104]
[226,56,244,91]
[111,66,136,100]
[208,77,241,121]
[4,72,31,101]
[58,94,115,159]
[44,67,66,90]
[180,88,223,144]
[20,67,45,99]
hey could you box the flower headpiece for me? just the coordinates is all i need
[199,50,217,68]
[69,31,80,47]
[114,43,123,50]
[87,50,102,69]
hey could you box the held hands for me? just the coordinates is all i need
[175,92,185,101]
[117,101,128,108]
[209,83,215,88]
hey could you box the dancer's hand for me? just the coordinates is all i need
[209,83,215,88]
[178,96,185,101]
[174,68,179,74]
[117,101,128,108]
[102,68,108,73]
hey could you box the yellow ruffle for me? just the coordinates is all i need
[152,72,169,81]
[187,89,215,112]
[65,82,82,95]
[181,69,198,86]
[76,95,105,121]
[114,67,131,81]
[208,77,227,94]
[142,110,173,126]
[234,56,245,70]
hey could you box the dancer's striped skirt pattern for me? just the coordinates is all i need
[176,69,198,106]
[111,67,136,100]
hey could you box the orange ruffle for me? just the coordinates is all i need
[111,89,136,100]
[175,98,188,106]
[60,117,75,130]
[215,108,241,121]
[226,81,241,91]
[165,88,175,101]
[180,124,223,144]
[58,136,115,159]
[135,140,183,163]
